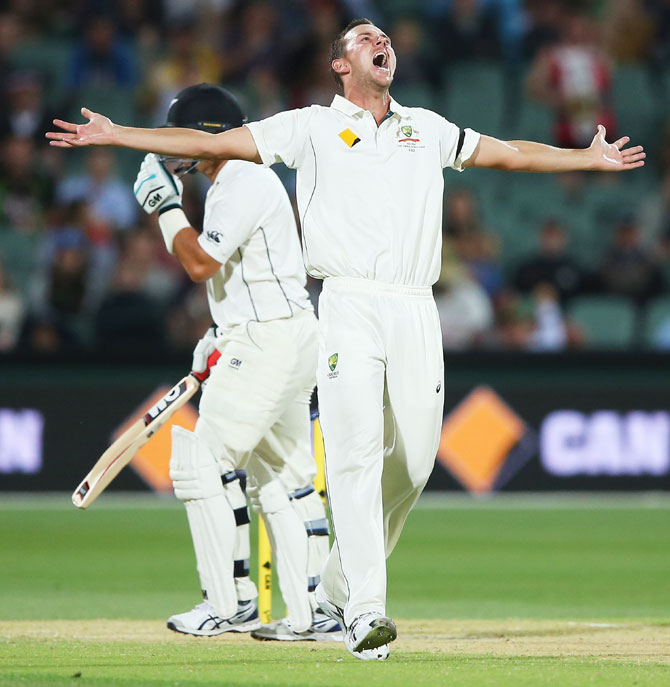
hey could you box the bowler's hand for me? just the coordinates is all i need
[46,108,116,148]
[588,125,645,171]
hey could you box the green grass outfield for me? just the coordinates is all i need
[1,493,669,686]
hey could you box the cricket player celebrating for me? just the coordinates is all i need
[48,19,645,660]
[131,83,341,642]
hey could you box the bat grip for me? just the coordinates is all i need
[191,349,222,383]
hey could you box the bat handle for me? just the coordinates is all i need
[191,349,222,383]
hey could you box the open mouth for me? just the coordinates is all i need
[372,51,388,70]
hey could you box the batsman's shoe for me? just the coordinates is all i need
[251,610,343,642]
[314,583,345,625]
[345,612,396,660]
[167,599,260,636]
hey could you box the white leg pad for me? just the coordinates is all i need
[170,426,237,619]
[253,479,312,632]
[221,470,257,602]
[290,487,330,610]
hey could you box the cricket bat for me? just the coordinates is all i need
[72,350,221,509]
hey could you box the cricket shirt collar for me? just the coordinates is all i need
[330,94,411,121]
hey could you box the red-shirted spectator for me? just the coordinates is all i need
[527,11,616,149]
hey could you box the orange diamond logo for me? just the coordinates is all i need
[438,387,534,493]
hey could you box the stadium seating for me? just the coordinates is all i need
[0,229,38,295]
[641,295,670,350]
[391,84,437,111]
[441,62,505,138]
[567,294,637,349]
[612,64,656,149]
[11,37,71,105]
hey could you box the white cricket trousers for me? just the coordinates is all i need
[195,309,319,492]
[316,277,444,626]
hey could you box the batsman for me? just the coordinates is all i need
[135,83,341,641]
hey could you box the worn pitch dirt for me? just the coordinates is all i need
[1,619,668,662]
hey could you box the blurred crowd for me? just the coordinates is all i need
[1,0,670,354]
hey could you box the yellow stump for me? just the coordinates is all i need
[256,415,328,623]
[257,514,273,625]
[312,416,327,505]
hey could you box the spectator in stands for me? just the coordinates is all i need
[386,16,440,92]
[19,315,72,352]
[527,283,568,351]
[602,0,654,63]
[521,0,563,61]
[0,12,21,96]
[220,2,284,86]
[490,0,526,65]
[489,288,535,350]
[443,187,504,298]
[644,0,670,98]
[527,10,616,149]
[56,148,137,232]
[0,260,25,351]
[66,14,137,92]
[513,218,587,304]
[0,135,54,233]
[120,219,183,306]
[433,0,501,64]
[33,200,116,317]
[140,16,221,125]
[434,255,494,350]
[0,70,55,144]
[30,225,91,346]
[244,66,287,120]
[456,230,504,299]
[97,0,165,44]
[638,168,670,246]
[94,243,166,350]
[598,211,664,304]
[443,186,480,239]
[284,0,343,108]
[164,282,211,352]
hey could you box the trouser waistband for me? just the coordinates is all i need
[322,277,433,299]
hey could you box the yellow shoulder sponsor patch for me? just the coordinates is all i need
[338,128,361,147]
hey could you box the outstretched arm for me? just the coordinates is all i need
[47,107,262,163]
[465,126,645,173]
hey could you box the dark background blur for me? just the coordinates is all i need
[1,0,670,357]
[2,0,670,493]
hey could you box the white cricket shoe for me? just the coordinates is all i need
[345,612,396,660]
[315,584,392,661]
[251,610,343,642]
[167,599,261,636]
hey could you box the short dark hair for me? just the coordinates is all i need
[329,18,373,89]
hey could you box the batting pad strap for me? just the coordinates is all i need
[158,206,190,254]
[233,559,250,578]
[233,505,251,527]
[308,575,321,592]
[221,470,239,485]
[289,485,315,500]
[305,517,330,537]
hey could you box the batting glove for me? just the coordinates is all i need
[192,324,219,374]
[133,153,183,214]
[135,153,190,254]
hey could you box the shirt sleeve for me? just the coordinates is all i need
[438,116,481,172]
[197,177,264,265]
[245,107,313,169]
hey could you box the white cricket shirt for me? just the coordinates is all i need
[246,94,480,287]
[197,160,312,330]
